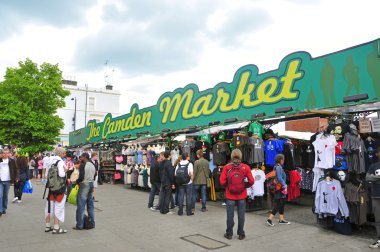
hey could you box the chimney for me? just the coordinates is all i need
[105,84,113,90]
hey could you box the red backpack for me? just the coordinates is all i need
[227,163,245,195]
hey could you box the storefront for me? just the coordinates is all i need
[69,39,380,232]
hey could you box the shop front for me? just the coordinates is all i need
[69,39,380,234]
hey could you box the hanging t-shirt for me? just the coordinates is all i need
[182,139,196,162]
[264,140,284,166]
[312,134,337,169]
[283,142,296,170]
[333,155,348,170]
[212,142,231,166]
[248,122,265,139]
[195,141,212,161]
[252,137,264,164]
[365,139,378,165]
[328,123,350,141]
[335,141,343,155]
[250,169,265,196]
[171,149,180,166]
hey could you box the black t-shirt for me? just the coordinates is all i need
[365,139,378,165]
[195,141,211,161]
[327,123,350,141]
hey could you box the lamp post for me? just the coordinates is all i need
[71,97,77,130]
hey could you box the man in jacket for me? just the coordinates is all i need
[220,149,254,240]
[366,147,380,249]
[159,150,174,214]
[74,153,96,230]
[148,155,161,210]
[0,148,19,216]
[193,150,210,212]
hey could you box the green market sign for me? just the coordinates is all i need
[70,39,380,146]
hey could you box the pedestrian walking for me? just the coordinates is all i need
[28,157,35,179]
[44,147,68,234]
[13,155,29,203]
[266,154,291,227]
[73,153,96,230]
[220,149,254,240]
[175,153,194,216]
[193,150,210,212]
[0,148,19,216]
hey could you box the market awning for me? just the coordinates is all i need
[186,121,250,136]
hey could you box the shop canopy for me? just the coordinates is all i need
[69,39,380,147]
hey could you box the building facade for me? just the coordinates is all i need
[58,80,120,146]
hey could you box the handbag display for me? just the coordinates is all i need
[206,178,212,188]
[68,184,79,205]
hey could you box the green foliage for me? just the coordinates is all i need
[0,58,70,154]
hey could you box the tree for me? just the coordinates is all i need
[0,58,70,154]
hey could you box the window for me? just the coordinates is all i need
[88,97,95,111]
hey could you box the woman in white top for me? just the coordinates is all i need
[44,147,68,234]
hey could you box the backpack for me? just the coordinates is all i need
[266,169,281,194]
[175,163,191,185]
[46,160,66,195]
[227,163,245,195]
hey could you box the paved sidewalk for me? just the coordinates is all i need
[0,180,375,252]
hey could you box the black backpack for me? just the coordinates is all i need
[175,163,191,185]
[84,214,94,230]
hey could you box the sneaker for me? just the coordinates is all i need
[279,220,291,225]
[12,197,18,203]
[201,208,207,212]
[165,211,174,215]
[224,233,232,240]
[221,202,226,206]
[17,200,22,203]
[149,207,157,211]
[369,240,380,249]
[266,219,274,227]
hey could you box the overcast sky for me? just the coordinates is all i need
[0,0,379,114]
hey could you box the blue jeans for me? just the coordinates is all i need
[76,182,95,229]
[148,182,160,208]
[178,184,193,215]
[226,199,246,236]
[193,184,207,209]
[0,181,10,213]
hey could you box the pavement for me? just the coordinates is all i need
[0,180,377,252]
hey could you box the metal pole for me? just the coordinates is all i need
[74,98,77,130]
[85,84,88,126]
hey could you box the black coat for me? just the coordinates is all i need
[159,159,174,186]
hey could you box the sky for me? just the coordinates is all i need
[0,0,379,115]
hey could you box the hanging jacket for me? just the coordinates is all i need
[287,170,301,201]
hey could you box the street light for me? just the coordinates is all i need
[71,97,77,130]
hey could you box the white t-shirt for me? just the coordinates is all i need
[171,149,179,166]
[0,158,10,181]
[247,169,266,197]
[47,156,66,178]
[43,156,51,169]
[312,134,337,169]
[175,160,194,184]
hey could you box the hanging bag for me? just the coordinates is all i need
[114,172,121,180]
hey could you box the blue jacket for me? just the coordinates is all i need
[274,165,287,199]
